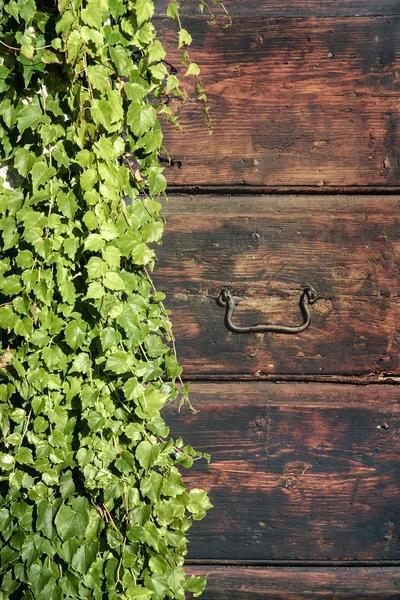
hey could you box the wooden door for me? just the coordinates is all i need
[154,1,400,597]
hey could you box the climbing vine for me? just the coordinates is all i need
[0,1,219,598]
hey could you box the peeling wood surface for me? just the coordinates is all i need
[153,195,400,378]
[156,15,400,190]
[156,0,400,18]
[164,382,400,561]
[185,566,400,599]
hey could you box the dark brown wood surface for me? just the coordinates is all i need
[164,382,400,561]
[154,3,400,592]
[156,1,400,18]
[185,567,400,599]
[153,195,400,378]
[155,14,400,190]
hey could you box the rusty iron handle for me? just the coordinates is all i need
[216,286,318,334]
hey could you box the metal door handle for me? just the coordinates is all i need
[216,286,318,334]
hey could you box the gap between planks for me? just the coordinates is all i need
[164,187,400,195]
[185,559,400,567]
[180,374,400,385]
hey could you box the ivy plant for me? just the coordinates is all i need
[0,1,216,598]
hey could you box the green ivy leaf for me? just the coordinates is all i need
[136,388,169,418]
[36,500,54,539]
[87,257,108,279]
[81,168,98,190]
[0,454,15,471]
[55,501,90,542]
[86,281,104,299]
[81,1,105,29]
[17,103,48,133]
[167,567,187,596]
[127,103,156,138]
[31,162,57,190]
[109,45,132,75]
[76,149,93,168]
[83,210,98,230]
[84,234,105,251]
[66,29,83,64]
[135,0,154,25]
[42,345,68,371]
[71,353,92,373]
[182,489,213,519]
[140,471,163,503]
[126,586,153,600]
[65,321,87,350]
[91,99,114,129]
[71,541,98,574]
[103,271,125,290]
[105,351,133,374]
[185,62,200,77]
[28,564,54,596]
[100,327,121,350]
[148,169,166,196]
[14,147,36,178]
[136,440,159,470]
[166,0,179,19]
[0,305,17,329]
[57,191,79,219]
[130,242,154,265]
[186,575,207,597]
[103,245,121,268]
[115,450,135,473]
[178,28,193,48]
[40,50,61,64]
[87,65,111,91]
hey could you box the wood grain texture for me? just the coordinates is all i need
[156,15,400,190]
[185,566,400,599]
[155,0,400,18]
[153,195,400,378]
[164,382,400,561]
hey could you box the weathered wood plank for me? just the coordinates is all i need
[185,566,400,599]
[155,1,400,18]
[163,382,400,561]
[155,16,400,190]
[153,195,400,377]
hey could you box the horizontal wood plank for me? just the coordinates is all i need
[153,195,400,378]
[163,382,400,561]
[185,566,400,599]
[155,1,400,18]
[156,15,400,190]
